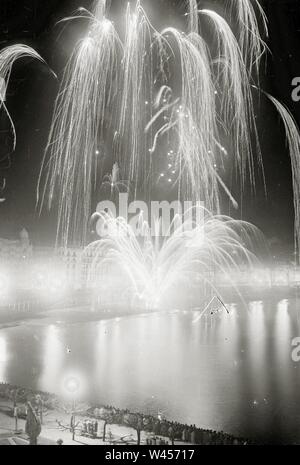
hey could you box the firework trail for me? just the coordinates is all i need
[199,9,257,187]
[38,3,122,246]
[157,28,219,207]
[85,208,260,310]
[39,0,289,252]
[0,44,47,151]
[101,162,130,197]
[227,0,268,76]
[266,94,300,259]
[187,0,199,34]
[116,1,156,197]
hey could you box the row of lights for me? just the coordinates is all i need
[0,267,68,298]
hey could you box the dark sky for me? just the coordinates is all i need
[0,0,299,258]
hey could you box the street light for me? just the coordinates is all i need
[65,377,80,395]
[64,377,80,441]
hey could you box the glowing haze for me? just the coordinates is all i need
[33,0,300,306]
[85,208,260,310]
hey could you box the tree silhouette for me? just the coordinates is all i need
[25,402,41,445]
[124,413,144,445]
[95,407,114,442]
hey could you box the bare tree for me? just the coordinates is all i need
[95,407,114,442]
[124,413,144,445]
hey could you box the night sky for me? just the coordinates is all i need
[0,0,299,260]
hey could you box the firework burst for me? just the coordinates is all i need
[39,0,271,246]
[0,44,47,150]
[38,0,300,265]
[85,208,260,310]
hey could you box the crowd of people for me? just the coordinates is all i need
[90,405,250,445]
[0,383,250,445]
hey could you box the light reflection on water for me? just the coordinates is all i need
[1,296,300,443]
[0,336,7,381]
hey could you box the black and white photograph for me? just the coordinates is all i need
[0,0,300,449]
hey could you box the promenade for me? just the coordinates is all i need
[0,384,249,445]
[0,398,188,446]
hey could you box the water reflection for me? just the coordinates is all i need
[0,336,7,381]
[248,301,267,396]
[40,325,64,393]
[0,296,299,443]
[274,300,293,403]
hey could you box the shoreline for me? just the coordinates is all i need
[0,383,251,446]
[0,285,298,329]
